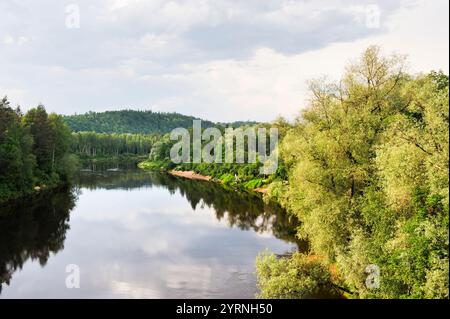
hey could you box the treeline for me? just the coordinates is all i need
[0,98,77,203]
[64,109,261,135]
[71,131,159,158]
[63,110,216,134]
[256,47,449,299]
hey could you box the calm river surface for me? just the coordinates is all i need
[0,164,301,298]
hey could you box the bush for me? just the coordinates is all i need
[256,252,335,299]
[243,178,263,189]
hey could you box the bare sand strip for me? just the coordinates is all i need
[253,187,268,194]
[169,170,212,181]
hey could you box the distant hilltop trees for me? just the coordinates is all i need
[63,109,259,135]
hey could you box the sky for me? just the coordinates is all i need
[0,0,448,122]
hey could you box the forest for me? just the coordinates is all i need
[0,99,77,204]
[71,131,159,159]
[64,109,217,134]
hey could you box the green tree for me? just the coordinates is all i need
[0,97,35,202]
[23,105,55,179]
[259,47,449,299]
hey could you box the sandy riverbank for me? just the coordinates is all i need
[169,170,212,181]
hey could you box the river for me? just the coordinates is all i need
[0,163,302,298]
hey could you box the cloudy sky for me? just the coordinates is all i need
[0,0,448,122]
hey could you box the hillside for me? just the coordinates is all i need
[63,110,260,134]
[63,110,217,134]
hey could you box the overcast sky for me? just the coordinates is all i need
[1,0,448,122]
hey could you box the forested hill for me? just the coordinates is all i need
[63,110,258,134]
[63,110,215,134]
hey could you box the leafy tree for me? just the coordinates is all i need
[0,97,35,202]
[1,99,76,203]
[259,47,449,299]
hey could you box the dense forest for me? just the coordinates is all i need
[64,110,216,134]
[71,131,158,159]
[0,98,77,204]
[139,47,449,299]
[66,111,260,161]
[64,109,259,135]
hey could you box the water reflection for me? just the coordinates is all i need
[0,188,77,294]
[76,167,304,249]
[0,164,300,298]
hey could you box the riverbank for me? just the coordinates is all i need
[169,170,212,181]
[169,169,269,194]
[138,160,270,194]
[0,182,72,208]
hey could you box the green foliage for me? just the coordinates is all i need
[139,124,285,190]
[137,160,176,171]
[0,98,76,203]
[57,154,81,182]
[256,252,334,298]
[71,131,158,159]
[219,173,235,185]
[261,47,449,299]
[63,110,217,134]
[370,192,449,299]
[0,97,35,202]
[243,178,264,189]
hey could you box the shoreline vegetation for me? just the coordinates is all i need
[168,169,268,194]
[137,160,275,195]
[0,100,78,205]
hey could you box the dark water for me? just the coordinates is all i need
[0,164,302,298]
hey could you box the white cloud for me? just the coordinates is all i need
[143,0,449,121]
[0,0,448,121]
[3,35,15,45]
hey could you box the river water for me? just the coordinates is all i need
[0,164,301,298]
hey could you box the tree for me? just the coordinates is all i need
[1,100,77,203]
[23,105,55,178]
[0,97,35,202]
[259,47,449,298]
